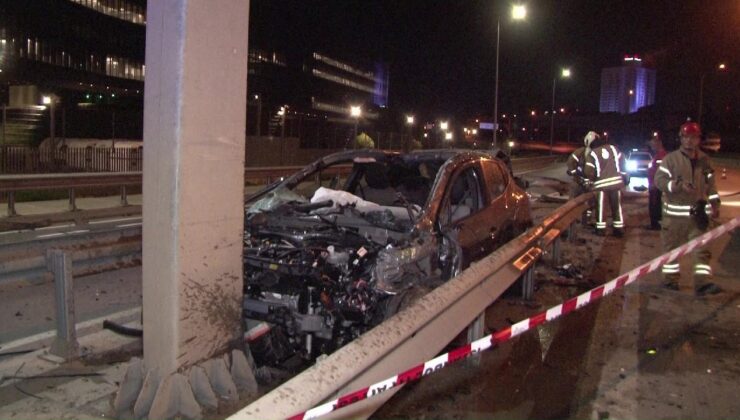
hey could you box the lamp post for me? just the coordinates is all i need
[549,67,571,155]
[42,95,57,147]
[254,94,262,136]
[698,63,727,125]
[278,106,287,138]
[405,115,415,151]
[493,4,526,149]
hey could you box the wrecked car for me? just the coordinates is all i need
[243,149,532,368]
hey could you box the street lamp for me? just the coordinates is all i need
[350,105,362,144]
[549,67,571,155]
[493,4,526,149]
[42,95,58,147]
[439,120,449,131]
[405,115,415,151]
[698,63,728,125]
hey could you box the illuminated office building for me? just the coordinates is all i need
[600,55,656,114]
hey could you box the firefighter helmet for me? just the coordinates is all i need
[680,122,701,137]
[584,131,600,147]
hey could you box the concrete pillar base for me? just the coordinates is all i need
[133,367,160,419]
[230,349,258,396]
[115,349,257,419]
[202,356,238,401]
[113,357,144,416]
[149,373,202,420]
[189,365,218,410]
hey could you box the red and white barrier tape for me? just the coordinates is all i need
[288,216,740,420]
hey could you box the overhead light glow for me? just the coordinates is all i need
[512,4,527,20]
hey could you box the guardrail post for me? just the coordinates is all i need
[68,188,77,211]
[120,185,129,206]
[522,265,535,300]
[552,236,561,266]
[7,191,17,217]
[567,223,576,243]
[466,312,485,366]
[47,249,80,360]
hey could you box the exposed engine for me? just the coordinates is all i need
[243,200,417,368]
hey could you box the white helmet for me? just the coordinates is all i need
[584,131,600,147]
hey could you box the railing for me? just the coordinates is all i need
[0,172,141,217]
[0,226,142,285]
[229,193,592,420]
[0,146,143,174]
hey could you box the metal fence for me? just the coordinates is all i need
[0,146,143,174]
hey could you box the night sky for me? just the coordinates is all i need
[250,0,739,123]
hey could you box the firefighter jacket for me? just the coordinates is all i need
[654,149,720,217]
[566,146,587,182]
[584,139,625,191]
[647,148,667,189]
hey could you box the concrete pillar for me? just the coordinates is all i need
[142,0,249,375]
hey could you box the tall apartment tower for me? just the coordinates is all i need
[600,55,656,114]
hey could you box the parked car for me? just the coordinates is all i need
[243,149,532,368]
[625,149,652,177]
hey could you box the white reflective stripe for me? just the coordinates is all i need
[665,203,692,210]
[656,159,662,164]
[667,180,673,192]
[586,162,596,168]
[590,151,601,176]
[663,263,679,268]
[694,264,712,270]
[570,154,580,162]
[594,175,623,185]
[615,190,624,227]
[594,179,623,188]
[598,191,604,225]
[658,166,671,176]
[694,269,711,275]
[708,194,720,201]
[707,173,713,178]
[665,210,691,217]
[662,266,680,273]
[610,145,621,172]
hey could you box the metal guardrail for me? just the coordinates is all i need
[0,226,142,284]
[230,192,592,420]
[0,172,142,216]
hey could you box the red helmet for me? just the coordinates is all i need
[680,122,701,137]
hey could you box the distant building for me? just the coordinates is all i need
[248,51,390,147]
[0,0,146,144]
[599,55,656,114]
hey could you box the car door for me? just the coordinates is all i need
[480,159,514,250]
[437,163,492,266]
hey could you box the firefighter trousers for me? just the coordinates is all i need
[595,189,623,231]
[660,216,712,287]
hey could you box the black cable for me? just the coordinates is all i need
[102,320,142,337]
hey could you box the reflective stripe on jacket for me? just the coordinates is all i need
[654,149,720,217]
[585,143,624,191]
[567,146,586,180]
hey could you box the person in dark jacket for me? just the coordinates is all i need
[645,133,667,230]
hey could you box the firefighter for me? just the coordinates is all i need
[584,131,626,237]
[566,134,593,223]
[654,121,721,295]
[645,133,667,230]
